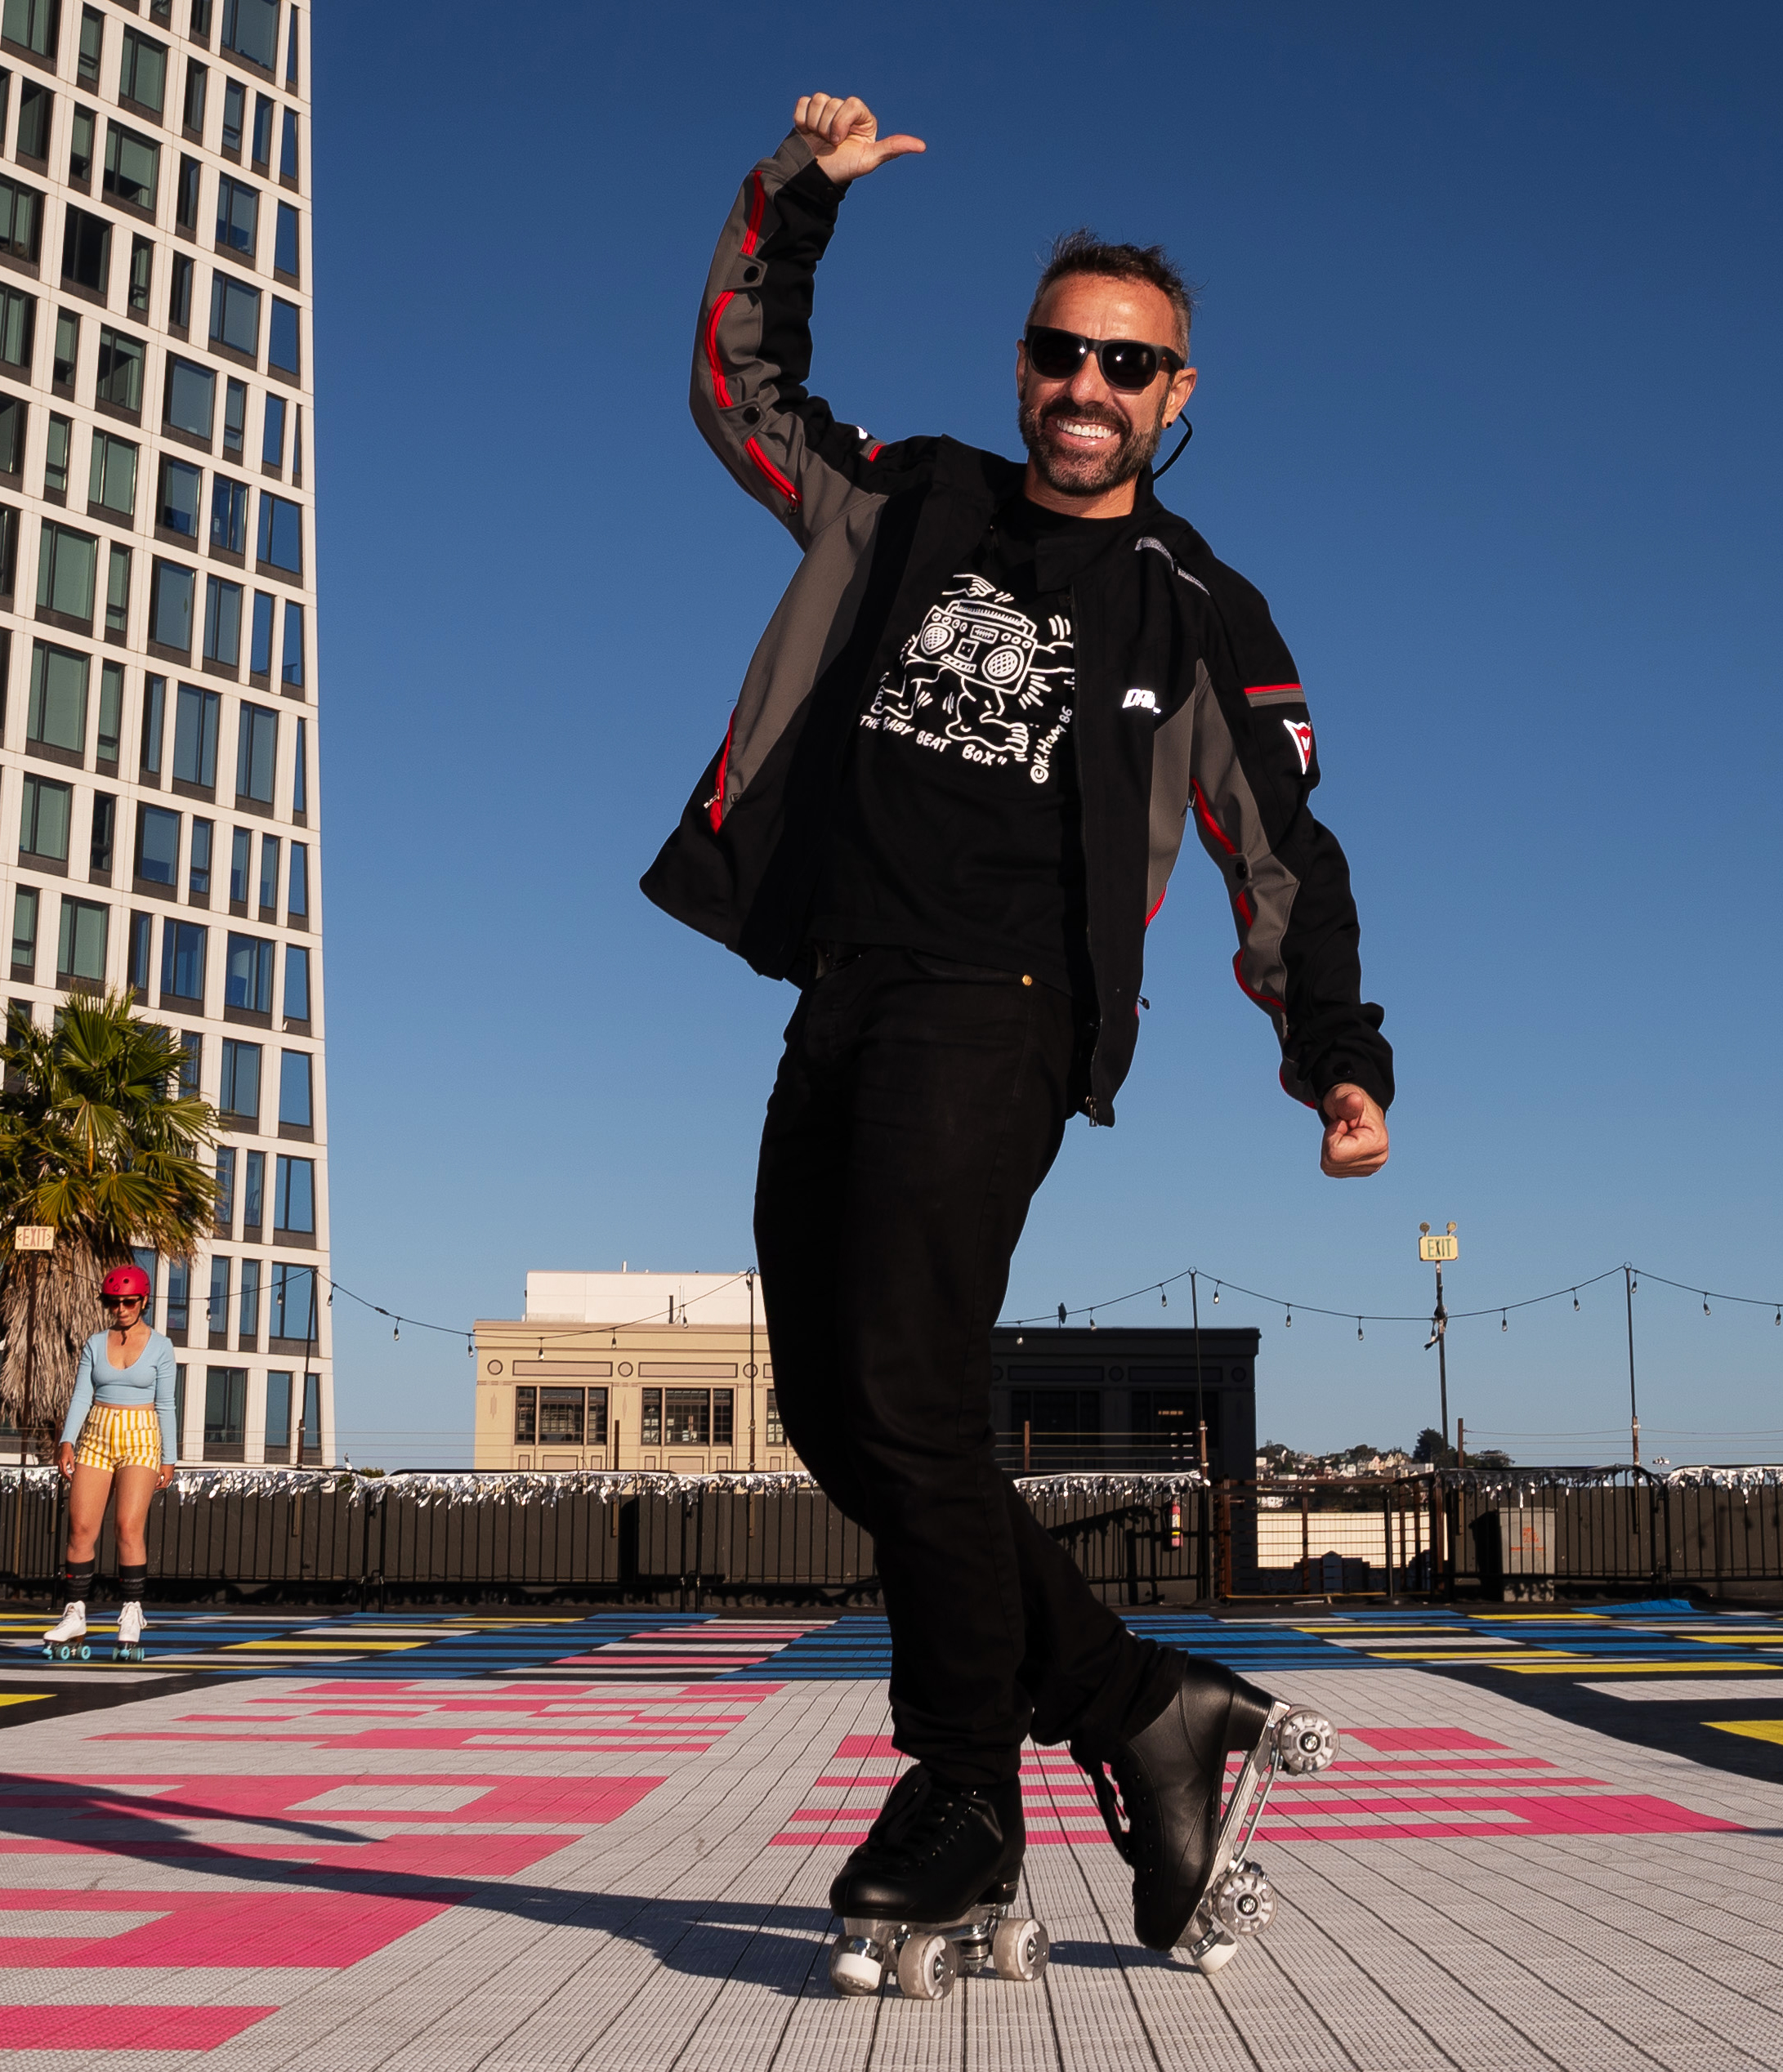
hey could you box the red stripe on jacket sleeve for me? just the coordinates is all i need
[704,292,735,409]
[708,715,736,833]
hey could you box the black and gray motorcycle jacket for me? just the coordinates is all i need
[641,132,1393,1127]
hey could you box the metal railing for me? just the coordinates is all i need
[2,1465,1777,1606]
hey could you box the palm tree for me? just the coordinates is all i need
[0,992,218,1458]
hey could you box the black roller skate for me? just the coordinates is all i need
[1073,1652,1338,1972]
[827,1766,1048,2002]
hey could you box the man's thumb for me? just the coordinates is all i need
[871,134,927,166]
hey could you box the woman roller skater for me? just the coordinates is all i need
[42,1266,177,1661]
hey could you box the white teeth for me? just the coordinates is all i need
[1056,421,1113,440]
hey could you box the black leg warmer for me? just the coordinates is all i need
[117,1563,148,1603]
[64,1558,96,1599]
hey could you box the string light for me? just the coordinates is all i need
[1501,1311,1508,1333]
[1088,1311,1097,1332]
[1057,1302,1066,1326]
[392,1322,400,1342]
[1212,1283,1220,1304]
[1356,1317,1364,1341]
[1160,1288,1168,1309]
[1703,1293,1711,1317]
[1573,1290,1580,1311]
[1284,1306,1292,1329]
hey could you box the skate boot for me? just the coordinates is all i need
[114,1601,146,1663]
[42,1602,91,1662]
[1072,1651,1338,1972]
[827,1766,1048,2002]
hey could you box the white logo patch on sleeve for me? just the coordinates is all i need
[1283,717,1314,773]
[1123,687,1158,712]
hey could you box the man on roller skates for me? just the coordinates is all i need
[644,92,1392,1989]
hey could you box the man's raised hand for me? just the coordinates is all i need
[794,94,925,184]
[1320,1084,1390,1179]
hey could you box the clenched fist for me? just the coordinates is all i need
[793,94,926,185]
[1320,1083,1390,1178]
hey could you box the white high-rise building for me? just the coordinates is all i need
[0,0,330,1462]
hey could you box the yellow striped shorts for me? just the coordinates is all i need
[74,1404,163,1471]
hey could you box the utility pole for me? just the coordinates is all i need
[1191,1270,1213,1603]
[1419,1223,1458,1454]
[1191,1270,1209,1476]
[11,1229,55,1585]
[1624,1266,1640,1467]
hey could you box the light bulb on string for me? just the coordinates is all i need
[1500,1311,1508,1333]
[1057,1302,1066,1327]
[1284,1306,1292,1330]
[393,1321,400,1342]
[1775,1309,1781,1327]
[1088,1311,1097,1333]
[1573,1290,1580,1311]
[1703,1294,1710,1317]
[1212,1283,1220,1304]
[1017,1332,1025,1346]
[1160,1288,1168,1309]
[1356,1317,1364,1342]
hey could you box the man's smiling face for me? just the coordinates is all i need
[1016,273,1195,501]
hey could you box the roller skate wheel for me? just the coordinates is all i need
[991,1916,1049,1981]
[78,1645,91,1661]
[1193,1937,1239,1975]
[1213,1862,1276,1936]
[829,1935,883,1996]
[1276,1710,1338,1775]
[896,1931,959,2001]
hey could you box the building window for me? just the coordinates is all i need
[242,1147,264,1230]
[0,502,18,597]
[139,672,166,775]
[127,237,152,315]
[187,815,211,895]
[0,284,34,373]
[52,310,77,390]
[173,683,221,786]
[218,1033,258,1117]
[221,0,278,69]
[168,252,192,332]
[203,1365,246,1452]
[282,941,308,1020]
[765,1390,784,1445]
[37,519,96,624]
[279,105,297,183]
[539,1387,583,1445]
[239,1258,261,1339]
[285,6,297,82]
[127,908,150,993]
[263,1366,290,1457]
[88,791,113,873]
[273,201,298,282]
[251,91,273,168]
[210,475,249,554]
[88,431,137,518]
[150,559,194,652]
[68,104,95,185]
[280,601,303,687]
[0,172,42,262]
[228,824,249,901]
[661,1390,735,1446]
[27,640,87,752]
[57,895,107,985]
[11,884,38,976]
[277,1045,309,1127]
[268,297,299,378]
[176,153,199,233]
[286,840,307,918]
[97,659,123,761]
[15,78,48,163]
[166,1259,190,1335]
[257,831,278,909]
[221,77,243,154]
[513,1387,536,1445]
[235,699,275,801]
[118,29,167,116]
[291,405,303,485]
[0,397,18,476]
[159,916,205,1001]
[207,1253,229,1334]
[19,773,71,861]
[42,411,69,494]
[261,392,285,467]
[105,543,129,638]
[640,1389,662,1447]
[292,716,306,812]
[2,0,57,58]
[183,58,207,136]
[257,492,300,573]
[76,3,100,81]
[223,377,246,457]
[165,356,215,440]
[96,327,145,413]
[203,574,242,666]
[215,1143,236,1228]
[270,1257,316,1333]
[225,930,271,1011]
[249,589,273,676]
[104,123,160,212]
[135,802,180,884]
[209,275,259,360]
[60,208,109,297]
[214,174,258,259]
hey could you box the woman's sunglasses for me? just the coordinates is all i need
[1024,326,1184,394]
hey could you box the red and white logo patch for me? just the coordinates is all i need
[1282,718,1314,774]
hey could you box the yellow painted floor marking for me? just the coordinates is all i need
[1504,1660,1783,1675]
[223,1638,424,1652]
[1708,1720,1783,1745]
[0,1692,49,1706]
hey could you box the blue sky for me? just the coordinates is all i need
[312,2,1781,1467]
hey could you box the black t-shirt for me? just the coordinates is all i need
[811,498,1130,997]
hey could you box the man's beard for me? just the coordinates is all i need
[1018,392,1166,497]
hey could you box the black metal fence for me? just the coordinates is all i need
[1,1467,1777,1606]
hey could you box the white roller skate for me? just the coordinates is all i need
[1179,1702,1338,1974]
[114,1601,146,1663]
[42,1602,91,1662]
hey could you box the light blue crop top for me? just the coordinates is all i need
[60,1330,180,1461]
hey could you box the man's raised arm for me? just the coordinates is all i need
[690,96,924,547]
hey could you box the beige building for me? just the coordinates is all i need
[474,1270,804,1475]
[0,0,330,1462]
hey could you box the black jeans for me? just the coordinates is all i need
[754,948,1156,1787]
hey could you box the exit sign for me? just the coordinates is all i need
[1419,1233,1459,1263]
[14,1226,54,1253]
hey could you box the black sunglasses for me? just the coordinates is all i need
[1024,326,1184,393]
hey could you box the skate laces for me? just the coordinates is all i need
[868,1772,994,1869]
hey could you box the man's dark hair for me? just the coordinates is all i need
[1028,230,1197,355]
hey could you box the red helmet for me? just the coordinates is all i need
[102,1266,150,1301]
